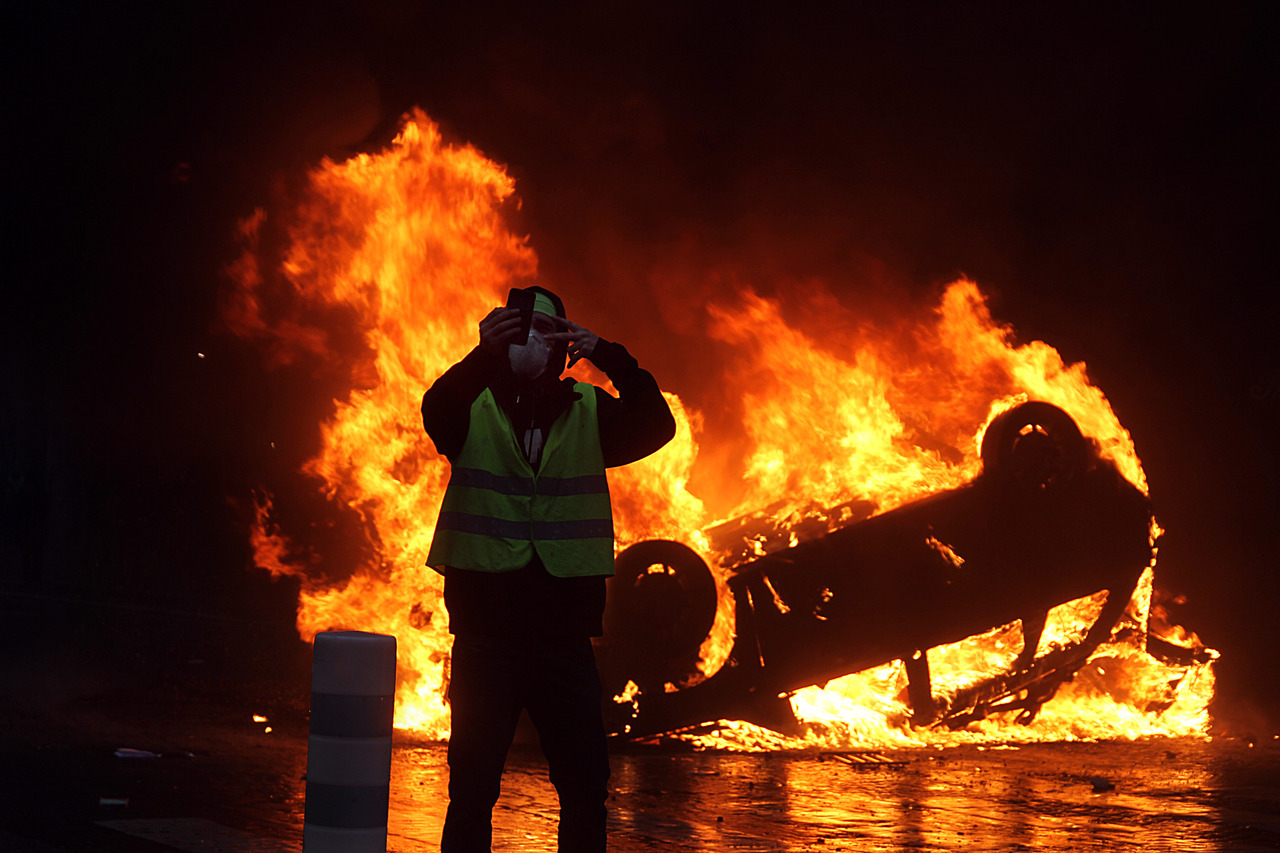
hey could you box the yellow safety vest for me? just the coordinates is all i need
[427,383,615,578]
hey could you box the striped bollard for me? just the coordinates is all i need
[304,631,397,851]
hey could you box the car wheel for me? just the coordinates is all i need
[980,401,1088,490]
[605,540,718,687]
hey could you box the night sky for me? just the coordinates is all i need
[7,2,1278,730]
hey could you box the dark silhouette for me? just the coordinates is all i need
[422,285,674,852]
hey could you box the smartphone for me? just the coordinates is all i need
[506,288,535,340]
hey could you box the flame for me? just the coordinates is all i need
[226,109,1214,746]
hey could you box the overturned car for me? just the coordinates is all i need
[596,402,1162,739]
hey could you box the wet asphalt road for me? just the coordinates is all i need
[2,691,1278,853]
[0,593,1277,852]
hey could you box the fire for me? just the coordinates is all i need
[225,109,1214,746]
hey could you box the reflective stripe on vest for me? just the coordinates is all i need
[426,383,614,578]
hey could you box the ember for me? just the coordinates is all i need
[226,109,1215,748]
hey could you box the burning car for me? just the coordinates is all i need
[597,401,1160,739]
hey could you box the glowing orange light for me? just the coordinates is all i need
[226,109,1215,747]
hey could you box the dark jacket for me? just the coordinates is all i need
[422,338,675,636]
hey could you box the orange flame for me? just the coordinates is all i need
[226,109,1214,746]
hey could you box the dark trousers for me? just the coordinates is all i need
[442,634,610,853]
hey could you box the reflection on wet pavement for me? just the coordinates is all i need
[3,698,1276,852]
[382,738,1280,852]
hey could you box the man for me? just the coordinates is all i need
[423,285,675,852]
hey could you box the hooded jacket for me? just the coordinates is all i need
[422,336,675,636]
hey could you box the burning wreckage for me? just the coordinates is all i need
[596,401,1194,740]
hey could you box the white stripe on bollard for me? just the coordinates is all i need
[306,736,394,787]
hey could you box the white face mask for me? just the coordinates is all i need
[508,329,551,381]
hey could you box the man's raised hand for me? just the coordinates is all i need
[478,307,525,356]
[546,316,599,368]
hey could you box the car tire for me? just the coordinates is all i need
[980,401,1088,490]
[605,540,718,684]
